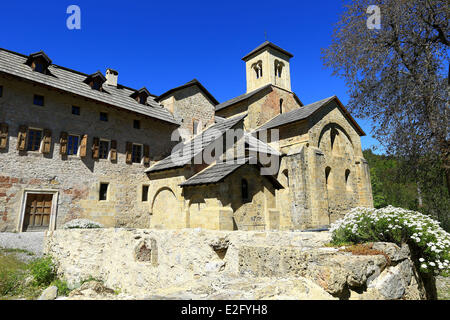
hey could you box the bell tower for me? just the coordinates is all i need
[242,41,293,93]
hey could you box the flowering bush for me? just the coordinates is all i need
[62,219,104,229]
[330,206,450,276]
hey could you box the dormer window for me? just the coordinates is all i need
[252,61,263,79]
[84,71,106,91]
[274,60,284,78]
[130,87,150,105]
[25,51,52,75]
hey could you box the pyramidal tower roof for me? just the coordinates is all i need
[242,41,294,61]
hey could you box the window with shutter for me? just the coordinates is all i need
[92,137,100,159]
[17,125,28,151]
[143,144,150,166]
[125,142,132,164]
[110,140,117,162]
[132,144,142,164]
[0,123,8,149]
[99,140,109,159]
[79,135,88,157]
[68,135,80,155]
[27,128,42,152]
[42,129,52,154]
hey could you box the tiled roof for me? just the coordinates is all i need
[255,95,365,136]
[255,96,336,132]
[245,133,280,156]
[180,158,249,186]
[0,48,180,125]
[145,113,248,173]
[179,157,283,188]
[242,41,294,61]
[215,84,272,111]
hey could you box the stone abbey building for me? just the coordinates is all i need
[0,41,373,232]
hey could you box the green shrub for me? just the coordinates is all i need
[29,256,56,287]
[330,206,450,276]
[50,278,71,296]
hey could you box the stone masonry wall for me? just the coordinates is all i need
[159,85,216,141]
[0,75,176,231]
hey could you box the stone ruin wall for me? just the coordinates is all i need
[44,228,427,300]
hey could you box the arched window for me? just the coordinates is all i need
[345,169,351,190]
[241,179,249,202]
[325,167,331,186]
[274,60,284,78]
[280,99,284,114]
[252,61,263,79]
[330,128,338,151]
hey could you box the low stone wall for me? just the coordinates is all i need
[44,228,426,300]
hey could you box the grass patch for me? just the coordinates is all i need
[0,251,71,300]
[0,251,28,297]
[0,248,35,256]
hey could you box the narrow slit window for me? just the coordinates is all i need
[325,167,331,185]
[193,120,199,135]
[133,120,140,129]
[99,183,109,201]
[345,169,351,186]
[0,86,3,97]
[142,185,149,202]
[241,179,249,203]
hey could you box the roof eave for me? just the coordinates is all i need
[155,79,219,106]
[242,42,294,61]
[0,70,180,126]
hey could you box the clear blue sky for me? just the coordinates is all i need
[0,0,381,152]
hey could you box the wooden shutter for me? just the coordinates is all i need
[42,129,52,154]
[59,132,68,155]
[110,140,117,162]
[143,144,150,166]
[17,125,27,151]
[92,137,100,159]
[0,123,8,149]
[125,142,132,164]
[79,134,88,157]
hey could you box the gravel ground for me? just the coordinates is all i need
[0,232,45,257]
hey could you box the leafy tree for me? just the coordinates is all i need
[322,0,449,197]
[364,149,450,231]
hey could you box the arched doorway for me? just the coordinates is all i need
[151,187,183,229]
